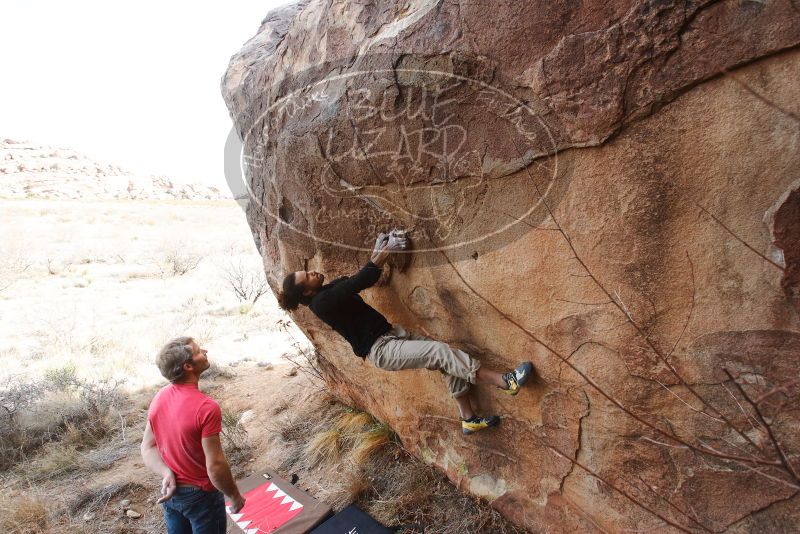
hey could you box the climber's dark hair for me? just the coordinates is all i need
[277,272,312,311]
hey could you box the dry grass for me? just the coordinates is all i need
[0,199,307,533]
[351,423,391,465]
[359,456,526,534]
[67,481,147,516]
[265,395,524,534]
[306,429,343,467]
[0,494,49,534]
[25,442,81,481]
[0,369,125,473]
[334,410,376,437]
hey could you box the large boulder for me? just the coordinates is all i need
[222,1,800,531]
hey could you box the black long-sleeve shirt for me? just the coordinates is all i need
[309,261,392,357]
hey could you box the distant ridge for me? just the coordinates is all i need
[0,138,231,201]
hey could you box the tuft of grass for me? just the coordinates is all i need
[26,443,80,481]
[317,469,374,511]
[0,494,48,534]
[305,429,343,467]
[333,411,376,438]
[220,408,249,450]
[351,423,392,466]
[265,394,525,533]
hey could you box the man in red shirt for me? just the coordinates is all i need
[141,337,246,533]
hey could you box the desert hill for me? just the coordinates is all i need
[0,138,228,201]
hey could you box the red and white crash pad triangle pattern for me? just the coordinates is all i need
[225,481,304,533]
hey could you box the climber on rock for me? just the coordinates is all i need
[277,231,534,435]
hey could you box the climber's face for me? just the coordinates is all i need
[294,270,324,295]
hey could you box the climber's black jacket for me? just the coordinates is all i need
[309,261,392,357]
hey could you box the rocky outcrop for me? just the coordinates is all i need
[0,139,227,200]
[222,1,800,531]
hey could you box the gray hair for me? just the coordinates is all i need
[156,336,195,383]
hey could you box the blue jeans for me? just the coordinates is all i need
[162,486,227,534]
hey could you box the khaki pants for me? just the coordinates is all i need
[367,326,481,398]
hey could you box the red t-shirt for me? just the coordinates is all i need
[147,383,222,491]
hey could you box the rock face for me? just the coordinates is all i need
[222,1,800,531]
[0,139,227,200]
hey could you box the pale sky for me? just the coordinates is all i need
[0,0,291,189]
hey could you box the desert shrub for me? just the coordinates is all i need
[277,320,326,382]
[219,407,252,477]
[0,249,31,292]
[0,369,126,472]
[0,378,48,470]
[158,247,201,276]
[219,257,269,304]
[44,256,73,276]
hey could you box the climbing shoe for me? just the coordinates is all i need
[501,361,534,395]
[462,415,500,435]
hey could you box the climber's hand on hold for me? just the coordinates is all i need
[373,232,389,254]
[385,233,408,252]
[370,232,390,265]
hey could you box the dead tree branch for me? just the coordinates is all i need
[695,203,784,271]
[508,140,765,454]
[724,368,800,484]
[725,70,800,124]
[543,439,697,533]
[438,250,783,471]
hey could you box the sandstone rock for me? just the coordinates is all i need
[125,509,141,518]
[222,1,800,531]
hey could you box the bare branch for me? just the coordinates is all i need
[634,474,713,533]
[724,369,800,484]
[555,298,614,306]
[438,250,781,470]
[219,257,269,305]
[509,137,766,454]
[725,69,800,124]
[543,442,696,533]
[665,253,695,360]
[721,380,766,440]
[695,203,784,272]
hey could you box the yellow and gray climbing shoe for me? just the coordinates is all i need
[501,361,534,395]
[462,415,500,435]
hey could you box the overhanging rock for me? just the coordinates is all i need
[222,1,800,531]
